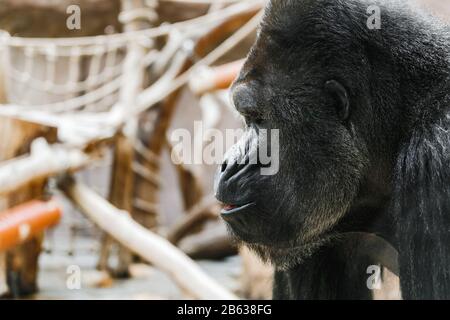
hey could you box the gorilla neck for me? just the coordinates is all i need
[334,168,396,245]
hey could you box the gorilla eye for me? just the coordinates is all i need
[324,80,350,121]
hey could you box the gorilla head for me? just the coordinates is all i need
[214,0,450,295]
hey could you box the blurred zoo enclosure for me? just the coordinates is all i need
[0,0,448,300]
[0,0,272,300]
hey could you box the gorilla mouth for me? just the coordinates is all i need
[220,202,255,214]
[222,204,238,211]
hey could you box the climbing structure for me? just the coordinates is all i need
[0,0,264,298]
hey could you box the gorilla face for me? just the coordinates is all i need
[214,0,396,269]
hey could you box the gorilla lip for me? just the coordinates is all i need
[223,204,238,211]
[220,202,255,215]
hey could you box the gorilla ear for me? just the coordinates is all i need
[325,80,350,121]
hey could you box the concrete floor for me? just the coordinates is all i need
[32,248,242,300]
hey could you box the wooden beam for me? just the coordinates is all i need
[97,0,153,276]
[167,195,218,244]
[0,138,90,197]
[189,59,244,95]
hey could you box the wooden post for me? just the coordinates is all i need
[98,0,153,276]
[0,252,6,296]
[0,36,57,297]
[0,120,56,297]
[167,137,204,212]
[134,10,258,220]
[0,40,6,297]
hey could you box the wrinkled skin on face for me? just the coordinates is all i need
[214,0,411,269]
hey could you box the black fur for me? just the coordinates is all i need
[215,0,450,299]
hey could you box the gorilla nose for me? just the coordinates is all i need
[214,157,250,205]
[218,159,240,184]
[215,159,239,201]
[214,128,261,206]
[231,83,262,119]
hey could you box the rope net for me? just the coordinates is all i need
[0,0,262,145]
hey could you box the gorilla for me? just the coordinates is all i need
[214,0,450,299]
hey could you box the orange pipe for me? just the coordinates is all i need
[190,59,245,95]
[211,59,245,91]
[0,199,62,251]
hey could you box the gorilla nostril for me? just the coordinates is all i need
[219,158,244,182]
[221,161,228,173]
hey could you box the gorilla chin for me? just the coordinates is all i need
[219,197,340,270]
[245,238,335,271]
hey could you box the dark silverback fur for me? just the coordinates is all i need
[215,0,450,299]
[394,79,450,299]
